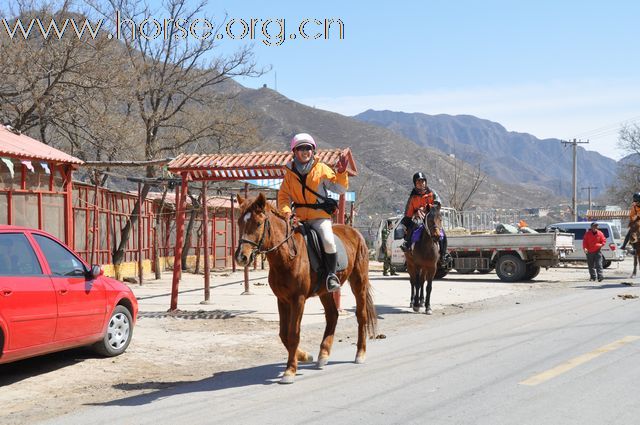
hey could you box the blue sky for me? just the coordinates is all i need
[158,0,640,160]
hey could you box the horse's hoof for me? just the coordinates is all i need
[301,353,314,364]
[355,354,366,364]
[412,305,420,313]
[317,356,329,369]
[280,374,295,384]
[425,307,433,315]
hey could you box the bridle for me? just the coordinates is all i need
[424,208,441,243]
[237,211,298,262]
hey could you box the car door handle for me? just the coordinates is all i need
[1,289,11,296]
[58,289,68,295]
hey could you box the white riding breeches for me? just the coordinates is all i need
[307,218,337,254]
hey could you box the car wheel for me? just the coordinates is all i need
[94,305,133,357]
[603,260,612,269]
[395,262,407,273]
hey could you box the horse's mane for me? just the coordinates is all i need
[239,194,288,222]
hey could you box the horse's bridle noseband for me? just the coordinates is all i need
[237,213,297,262]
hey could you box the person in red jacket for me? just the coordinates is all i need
[583,221,606,282]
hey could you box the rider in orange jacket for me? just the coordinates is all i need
[399,172,450,267]
[620,192,640,250]
[278,133,348,292]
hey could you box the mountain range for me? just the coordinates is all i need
[231,86,603,218]
[353,110,617,199]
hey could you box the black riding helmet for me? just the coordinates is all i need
[633,192,640,203]
[413,172,427,185]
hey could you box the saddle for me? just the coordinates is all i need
[298,223,348,292]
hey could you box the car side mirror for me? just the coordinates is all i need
[90,264,104,278]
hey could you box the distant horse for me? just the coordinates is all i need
[628,219,640,278]
[405,204,442,314]
[234,193,377,384]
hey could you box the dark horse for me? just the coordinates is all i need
[628,219,640,278]
[404,204,442,314]
[234,193,377,384]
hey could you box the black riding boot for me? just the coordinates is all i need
[621,231,631,250]
[400,225,413,252]
[439,232,450,267]
[325,253,341,293]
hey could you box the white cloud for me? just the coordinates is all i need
[300,79,640,160]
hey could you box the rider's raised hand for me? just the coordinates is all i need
[336,156,348,173]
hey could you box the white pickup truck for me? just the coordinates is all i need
[376,215,575,282]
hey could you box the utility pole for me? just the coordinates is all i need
[562,138,589,221]
[581,186,598,210]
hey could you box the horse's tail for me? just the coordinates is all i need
[357,231,378,339]
[365,281,378,339]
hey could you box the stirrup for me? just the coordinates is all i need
[326,274,340,292]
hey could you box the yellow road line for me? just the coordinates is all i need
[520,335,640,386]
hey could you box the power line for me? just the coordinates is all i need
[572,115,640,140]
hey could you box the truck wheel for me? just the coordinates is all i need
[496,254,526,282]
[603,260,612,269]
[523,264,541,280]
[434,268,449,279]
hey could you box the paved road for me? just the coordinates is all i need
[41,275,640,425]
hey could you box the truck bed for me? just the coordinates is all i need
[448,232,574,251]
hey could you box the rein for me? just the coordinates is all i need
[424,209,441,243]
[238,212,298,259]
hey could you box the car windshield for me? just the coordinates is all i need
[612,226,621,240]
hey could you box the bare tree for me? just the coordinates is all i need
[441,154,486,212]
[0,1,117,144]
[85,0,266,266]
[610,124,640,205]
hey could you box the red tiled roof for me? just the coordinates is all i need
[144,192,236,209]
[586,210,629,219]
[167,149,357,181]
[0,125,83,166]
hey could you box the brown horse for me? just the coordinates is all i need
[628,219,640,278]
[234,193,377,384]
[405,204,442,314]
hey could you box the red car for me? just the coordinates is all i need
[0,225,138,364]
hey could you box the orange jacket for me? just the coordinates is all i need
[404,189,435,219]
[630,203,640,223]
[278,159,348,221]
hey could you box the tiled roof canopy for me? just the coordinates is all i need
[167,149,357,181]
[586,210,629,219]
[0,125,83,166]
